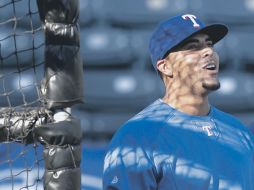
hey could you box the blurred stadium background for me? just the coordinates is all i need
[76,0,254,138]
[0,0,254,189]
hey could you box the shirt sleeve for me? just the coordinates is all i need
[102,131,158,190]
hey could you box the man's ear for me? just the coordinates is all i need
[156,59,173,77]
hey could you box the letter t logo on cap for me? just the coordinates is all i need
[182,14,200,28]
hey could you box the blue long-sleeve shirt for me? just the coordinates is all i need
[103,99,254,190]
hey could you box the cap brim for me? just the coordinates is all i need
[199,24,228,44]
[167,24,228,55]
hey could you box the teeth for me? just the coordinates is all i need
[205,64,216,70]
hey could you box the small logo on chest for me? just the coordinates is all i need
[191,119,219,138]
[202,125,214,136]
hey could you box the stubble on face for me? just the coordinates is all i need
[202,78,220,91]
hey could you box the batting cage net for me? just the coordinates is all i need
[0,0,83,190]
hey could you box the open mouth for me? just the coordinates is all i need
[203,63,217,70]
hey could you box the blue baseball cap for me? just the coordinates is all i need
[149,14,228,70]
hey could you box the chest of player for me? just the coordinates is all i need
[153,118,254,190]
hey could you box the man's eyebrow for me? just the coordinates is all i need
[184,36,213,45]
[206,37,213,42]
[184,38,199,44]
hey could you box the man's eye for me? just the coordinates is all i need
[207,41,214,47]
[186,44,198,50]
[185,44,198,50]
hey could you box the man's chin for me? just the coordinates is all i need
[202,80,220,91]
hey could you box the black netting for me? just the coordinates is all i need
[0,0,45,109]
[0,0,45,189]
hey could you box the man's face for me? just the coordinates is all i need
[166,33,220,94]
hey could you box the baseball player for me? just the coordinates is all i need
[103,14,254,190]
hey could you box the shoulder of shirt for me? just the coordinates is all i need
[212,106,245,127]
[212,106,254,144]
[109,99,175,144]
[130,99,174,121]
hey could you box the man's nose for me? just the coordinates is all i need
[201,46,214,58]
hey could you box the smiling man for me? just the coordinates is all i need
[103,14,254,190]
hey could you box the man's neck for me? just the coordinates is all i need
[162,93,211,116]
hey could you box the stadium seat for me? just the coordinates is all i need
[103,0,193,28]
[229,28,254,71]
[213,35,232,71]
[218,27,254,71]
[80,27,136,67]
[79,0,95,27]
[129,29,153,60]
[82,68,164,110]
[200,0,254,25]
[209,71,254,112]
[72,107,136,137]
